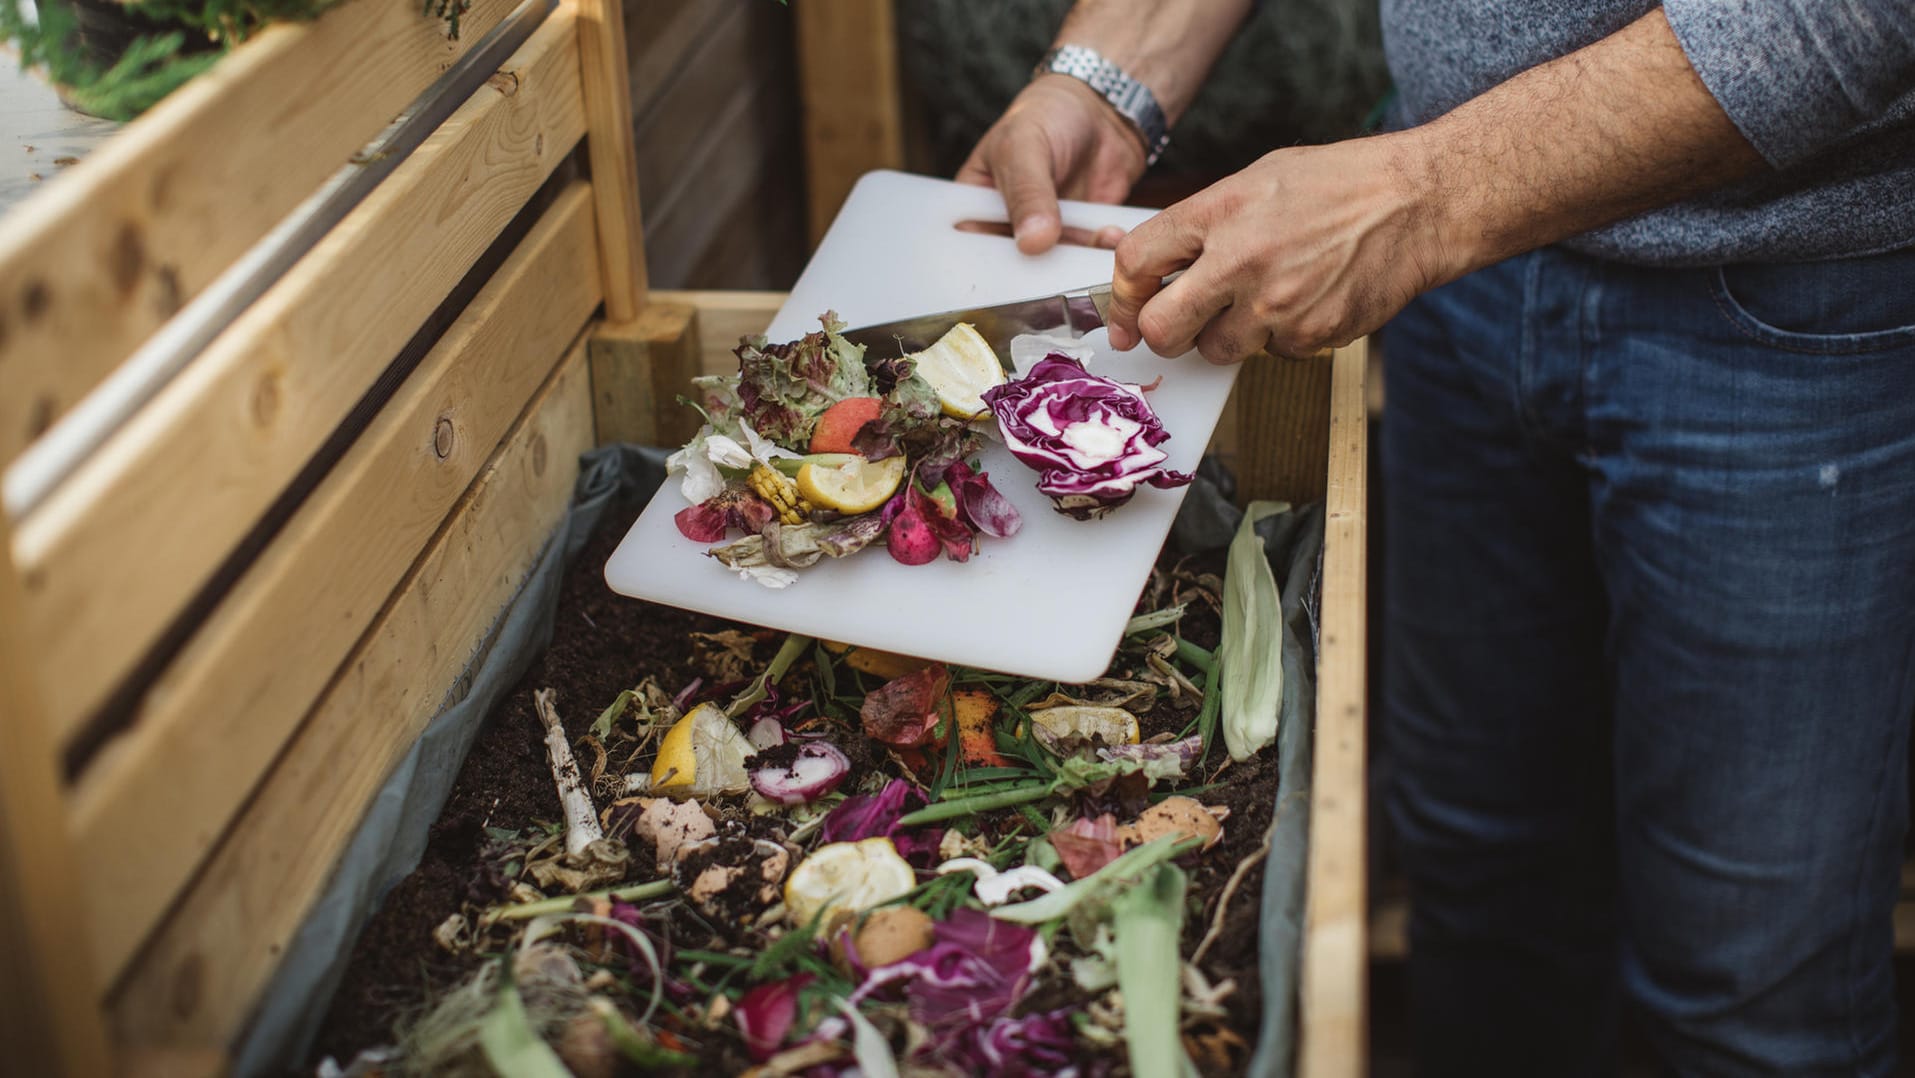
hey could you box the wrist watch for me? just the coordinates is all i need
[1035,44,1172,167]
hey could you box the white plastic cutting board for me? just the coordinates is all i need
[604,170,1240,682]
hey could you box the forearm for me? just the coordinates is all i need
[1046,0,1253,122]
[1402,8,1764,282]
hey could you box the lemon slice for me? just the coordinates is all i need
[651,702,755,794]
[795,454,907,514]
[783,837,917,926]
[1030,706,1143,749]
[910,322,1005,419]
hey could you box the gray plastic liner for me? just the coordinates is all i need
[240,447,1322,1077]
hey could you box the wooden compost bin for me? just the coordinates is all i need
[0,0,1369,1073]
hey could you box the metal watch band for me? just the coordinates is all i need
[1035,44,1171,167]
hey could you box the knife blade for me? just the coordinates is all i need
[839,283,1115,359]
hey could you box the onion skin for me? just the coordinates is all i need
[749,741,851,805]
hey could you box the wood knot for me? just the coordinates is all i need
[530,432,547,477]
[433,416,456,459]
[111,222,146,295]
[252,371,281,427]
[486,70,520,97]
[21,279,49,322]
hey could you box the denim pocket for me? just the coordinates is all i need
[1709,247,1915,354]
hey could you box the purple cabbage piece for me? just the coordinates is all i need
[981,354,1193,519]
[945,459,1022,539]
[957,1009,1082,1078]
[819,779,921,843]
[736,972,814,1061]
[819,778,943,865]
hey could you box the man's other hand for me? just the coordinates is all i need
[956,75,1148,255]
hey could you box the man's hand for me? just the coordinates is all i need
[1106,138,1441,362]
[956,0,1252,254]
[956,76,1144,255]
[1107,8,1763,363]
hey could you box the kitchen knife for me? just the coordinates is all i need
[839,283,1115,358]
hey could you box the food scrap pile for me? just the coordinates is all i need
[668,316,1023,587]
[311,504,1295,1078]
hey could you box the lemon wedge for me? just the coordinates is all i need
[651,702,755,794]
[783,837,917,926]
[910,322,1006,419]
[795,454,907,514]
[1030,705,1143,749]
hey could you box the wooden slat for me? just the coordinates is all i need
[652,288,782,376]
[13,12,587,749]
[572,0,647,318]
[0,519,111,1076]
[72,184,602,985]
[1299,339,1370,1078]
[792,0,903,247]
[589,301,701,447]
[0,0,520,468]
[1233,352,1334,504]
[110,342,595,1051]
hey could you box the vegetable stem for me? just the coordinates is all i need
[727,633,814,717]
[1173,637,1217,676]
[897,783,1055,826]
[483,879,673,923]
[532,688,602,855]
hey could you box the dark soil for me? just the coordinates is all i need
[306,503,1285,1076]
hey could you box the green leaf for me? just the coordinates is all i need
[1220,501,1288,760]
[1113,864,1198,1078]
[590,688,636,741]
[590,997,697,1069]
[476,959,572,1078]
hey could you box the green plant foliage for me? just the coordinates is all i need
[4,0,462,124]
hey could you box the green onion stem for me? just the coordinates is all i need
[1174,637,1218,677]
[897,783,1055,826]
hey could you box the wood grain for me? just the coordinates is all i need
[651,288,781,376]
[1231,351,1334,505]
[1299,339,1370,1078]
[12,12,587,751]
[573,0,647,318]
[0,0,519,469]
[792,0,903,247]
[0,516,110,1076]
[109,344,595,1052]
[71,185,601,986]
[588,301,700,447]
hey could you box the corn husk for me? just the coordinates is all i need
[1220,501,1287,760]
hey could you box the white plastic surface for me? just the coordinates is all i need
[604,171,1239,682]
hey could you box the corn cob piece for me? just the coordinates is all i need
[749,463,811,525]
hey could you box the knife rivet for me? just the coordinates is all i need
[434,416,456,459]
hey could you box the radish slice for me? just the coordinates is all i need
[750,741,851,805]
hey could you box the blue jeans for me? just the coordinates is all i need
[1383,245,1915,1076]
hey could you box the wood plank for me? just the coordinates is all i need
[626,0,728,119]
[1233,352,1334,505]
[12,13,587,750]
[0,520,111,1076]
[71,185,602,985]
[0,0,520,468]
[1299,339,1370,1078]
[792,0,903,247]
[572,0,648,318]
[589,301,701,447]
[109,343,595,1050]
[652,289,782,377]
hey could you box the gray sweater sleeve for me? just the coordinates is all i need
[1663,0,1915,169]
